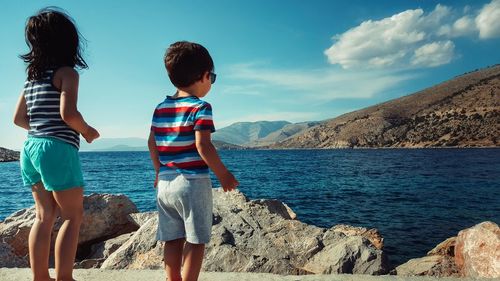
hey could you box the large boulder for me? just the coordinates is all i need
[396,221,500,278]
[102,189,389,275]
[455,221,500,278]
[0,193,139,267]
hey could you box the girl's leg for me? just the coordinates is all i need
[164,238,185,281]
[52,187,84,281]
[181,242,205,281]
[29,182,57,281]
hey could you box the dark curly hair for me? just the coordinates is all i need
[20,7,88,80]
[164,41,214,88]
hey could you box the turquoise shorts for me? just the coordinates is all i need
[21,136,84,191]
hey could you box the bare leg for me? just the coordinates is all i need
[164,238,185,281]
[52,187,83,281]
[182,242,205,281]
[29,182,57,281]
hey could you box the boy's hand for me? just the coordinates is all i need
[83,125,100,143]
[219,171,239,192]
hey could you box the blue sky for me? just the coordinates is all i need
[1,0,499,149]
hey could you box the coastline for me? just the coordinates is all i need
[0,269,492,281]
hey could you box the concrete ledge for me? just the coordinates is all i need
[0,269,489,281]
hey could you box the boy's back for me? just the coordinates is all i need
[152,95,215,178]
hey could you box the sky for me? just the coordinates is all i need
[1,0,499,150]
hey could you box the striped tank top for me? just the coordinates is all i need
[24,69,80,149]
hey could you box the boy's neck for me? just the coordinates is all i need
[175,89,200,98]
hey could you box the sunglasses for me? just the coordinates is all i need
[209,72,217,84]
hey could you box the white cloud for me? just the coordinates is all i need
[476,0,500,39]
[411,41,455,67]
[222,63,415,101]
[325,0,499,69]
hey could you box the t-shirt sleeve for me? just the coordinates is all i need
[193,102,216,132]
[150,107,157,132]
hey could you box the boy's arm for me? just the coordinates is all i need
[13,91,30,130]
[57,67,99,143]
[148,130,161,187]
[195,130,238,192]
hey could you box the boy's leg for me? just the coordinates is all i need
[164,238,185,281]
[29,182,58,281]
[182,242,206,281]
[52,187,84,281]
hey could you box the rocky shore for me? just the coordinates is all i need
[0,147,19,162]
[0,191,498,278]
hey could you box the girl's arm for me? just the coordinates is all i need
[56,67,99,143]
[148,130,161,187]
[13,91,30,130]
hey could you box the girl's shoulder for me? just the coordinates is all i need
[53,66,79,79]
[52,67,79,89]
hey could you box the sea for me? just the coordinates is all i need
[1,148,499,266]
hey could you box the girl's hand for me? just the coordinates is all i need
[83,125,100,143]
[219,171,239,192]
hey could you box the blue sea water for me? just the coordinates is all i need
[1,149,499,266]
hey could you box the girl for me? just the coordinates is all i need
[13,7,99,281]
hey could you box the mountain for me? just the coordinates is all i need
[212,121,291,146]
[0,147,19,162]
[80,138,243,151]
[272,65,500,148]
[80,138,148,151]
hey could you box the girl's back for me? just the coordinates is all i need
[24,69,80,148]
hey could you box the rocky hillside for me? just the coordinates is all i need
[272,65,500,148]
[249,122,321,147]
[213,140,244,150]
[0,148,19,162]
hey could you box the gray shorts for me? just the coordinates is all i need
[156,174,213,244]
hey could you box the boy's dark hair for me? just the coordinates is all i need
[164,41,214,88]
[20,7,88,80]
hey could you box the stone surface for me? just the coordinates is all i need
[102,189,388,275]
[455,221,500,278]
[0,193,139,267]
[127,212,156,227]
[396,221,500,278]
[427,237,456,256]
[0,242,28,268]
[395,255,459,277]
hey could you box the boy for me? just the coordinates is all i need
[148,41,239,281]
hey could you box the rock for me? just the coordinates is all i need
[101,216,162,269]
[303,236,388,274]
[0,193,139,267]
[250,199,297,220]
[455,221,500,278]
[395,255,459,277]
[76,232,135,269]
[427,237,456,256]
[102,189,389,275]
[328,224,384,250]
[127,212,156,227]
[0,242,28,267]
[396,221,499,278]
[89,233,135,259]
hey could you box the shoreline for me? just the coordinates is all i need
[0,269,490,281]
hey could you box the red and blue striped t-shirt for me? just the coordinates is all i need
[151,95,215,178]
